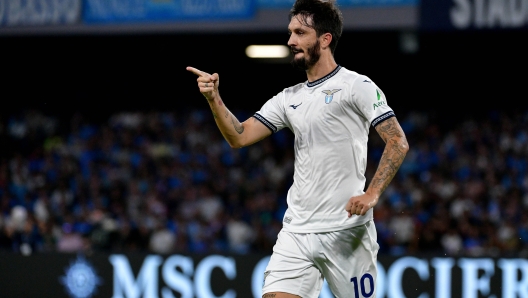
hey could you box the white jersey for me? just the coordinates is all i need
[253,65,395,233]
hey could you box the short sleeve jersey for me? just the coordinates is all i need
[253,65,395,233]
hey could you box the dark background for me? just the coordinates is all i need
[2,28,526,123]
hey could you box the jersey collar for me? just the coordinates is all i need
[306,65,342,88]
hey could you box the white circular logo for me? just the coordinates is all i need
[60,255,102,298]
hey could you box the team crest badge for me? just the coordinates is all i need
[322,89,341,104]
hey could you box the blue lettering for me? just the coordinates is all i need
[351,273,375,298]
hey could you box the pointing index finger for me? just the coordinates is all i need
[186,66,207,77]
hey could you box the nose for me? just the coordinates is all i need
[287,34,296,47]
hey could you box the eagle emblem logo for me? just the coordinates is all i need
[322,89,341,104]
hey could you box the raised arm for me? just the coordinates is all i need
[345,117,409,217]
[187,66,272,148]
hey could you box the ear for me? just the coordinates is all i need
[320,33,333,49]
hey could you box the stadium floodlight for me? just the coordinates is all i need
[245,45,290,58]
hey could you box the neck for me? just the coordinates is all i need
[306,55,338,82]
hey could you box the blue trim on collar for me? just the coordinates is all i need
[306,65,342,88]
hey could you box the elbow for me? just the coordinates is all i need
[401,139,410,155]
[227,139,246,149]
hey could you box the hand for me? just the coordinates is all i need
[186,66,219,101]
[345,193,378,217]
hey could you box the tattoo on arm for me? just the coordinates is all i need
[209,101,219,119]
[371,118,408,193]
[231,115,244,134]
[262,294,276,298]
[210,100,244,135]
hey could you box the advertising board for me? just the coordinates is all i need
[82,0,255,24]
[0,0,82,26]
[0,252,526,297]
[259,0,417,8]
[0,0,418,33]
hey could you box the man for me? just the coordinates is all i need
[187,0,409,297]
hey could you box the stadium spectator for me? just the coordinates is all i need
[0,108,526,258]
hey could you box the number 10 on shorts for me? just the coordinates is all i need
[350,273,374,298]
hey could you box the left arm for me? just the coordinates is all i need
[345,117,409,217]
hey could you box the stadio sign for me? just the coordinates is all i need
[421,0,528,31]
[109,254,528,298]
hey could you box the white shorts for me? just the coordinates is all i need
[262,220,379,298]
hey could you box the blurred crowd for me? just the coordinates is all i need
[0,107,527,258]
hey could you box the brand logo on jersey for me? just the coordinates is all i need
[364,79,371,83]
[373,89,386,110]
[289,103,302,109]
[322,89,341,104]
[283,216,292,224]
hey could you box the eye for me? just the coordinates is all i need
[294,30,304,35]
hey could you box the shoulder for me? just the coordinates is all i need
[339,70,381,99]
[268,82,305,104]
[338,67,375,89]
[283,82,305,95]
[337,67,361,82]
[335,68,377,99]
[261,82,305,109]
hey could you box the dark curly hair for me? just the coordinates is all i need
[289,0,344,54]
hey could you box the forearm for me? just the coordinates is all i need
[186,67,269,148]
[367,117,409,197]
[366,138,407,197]
[207,95,245,148]
[345,131,408,217]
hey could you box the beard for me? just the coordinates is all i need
[290,40,321,70]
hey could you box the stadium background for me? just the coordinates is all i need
[1,0,528,297]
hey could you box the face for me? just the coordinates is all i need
[287,15,321,70]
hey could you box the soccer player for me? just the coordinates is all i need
[187,0,409,297]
